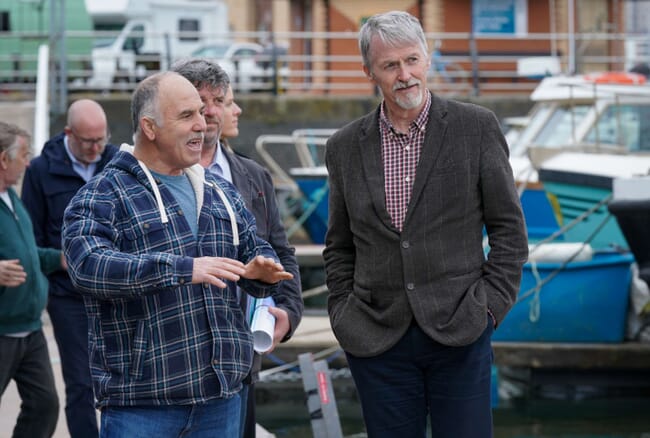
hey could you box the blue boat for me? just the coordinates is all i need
[538,152,650,250]
[288,166,328,245]
[493,246,635,343]
[508,71,650,243]
[494,173,650,345]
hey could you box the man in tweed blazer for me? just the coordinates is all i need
[323,11,528,438]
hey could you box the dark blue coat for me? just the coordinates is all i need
[21,133,117,298]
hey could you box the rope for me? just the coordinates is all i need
[286,181,329,240]
[528,193,612,255]
[258,345,343,381]
[518,209,616,303]
[302,284,329,299]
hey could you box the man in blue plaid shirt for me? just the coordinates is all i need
[62,71,293,437]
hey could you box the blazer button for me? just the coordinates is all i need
[406,282,415,290]
[401,241,410,249]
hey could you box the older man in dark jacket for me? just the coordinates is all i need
[1,121,62,438]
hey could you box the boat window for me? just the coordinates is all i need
[585,104,650,152]
[531,104,591,148]
[509,104,552,156]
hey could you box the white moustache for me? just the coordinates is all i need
[393,79,420,91]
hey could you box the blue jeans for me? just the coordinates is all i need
[0,330,60,438]
[100,393,241,438]
[48,294,98,438]
[346,320,494,438]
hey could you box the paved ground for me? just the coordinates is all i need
[0,312,334,437]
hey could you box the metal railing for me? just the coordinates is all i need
[1,30,649,99]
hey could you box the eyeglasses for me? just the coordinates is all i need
[70,129,111,148]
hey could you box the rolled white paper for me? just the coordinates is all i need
[250,297,276,353]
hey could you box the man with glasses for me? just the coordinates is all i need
[21,99,117,438]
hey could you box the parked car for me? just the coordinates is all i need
[191,42,289,92]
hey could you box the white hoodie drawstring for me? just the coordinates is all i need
[119,143,239,246]
[137,159,169,224]
[205,181,239,247]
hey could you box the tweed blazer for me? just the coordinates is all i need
[323,92,528,357]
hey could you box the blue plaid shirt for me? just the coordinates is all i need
[62,151,278,408]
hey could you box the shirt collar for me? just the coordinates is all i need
[213,143,228,168]
[379,89,431,134]
[208,142,233,183]
[64,135,81,165]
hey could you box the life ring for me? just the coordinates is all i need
[584,71,647,85]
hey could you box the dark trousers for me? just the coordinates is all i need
[48,294,98,438]
[346,321,494,438]
[0,330,59,438]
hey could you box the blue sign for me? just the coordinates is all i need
[473,0,517,34]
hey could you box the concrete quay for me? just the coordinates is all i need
[273,313,650,371]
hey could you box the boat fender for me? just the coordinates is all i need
[528,242,594,263]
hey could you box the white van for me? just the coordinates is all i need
[85,0,228,89]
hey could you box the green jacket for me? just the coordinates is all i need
[0,187,61,335]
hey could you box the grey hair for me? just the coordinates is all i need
[130,72,171,134]
[0,121,30,160]
[359,11,429,69]
[171,58,230,93]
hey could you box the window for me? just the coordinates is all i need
[179,19,199,42]
[122,24,144,53]
[0,11,10,31]
[532,104,591,148]
[585,104,650,152]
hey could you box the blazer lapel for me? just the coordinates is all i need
[226,151,254,207]
[404,94,449,226]
[358,108,398,232]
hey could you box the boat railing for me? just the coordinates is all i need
[255,134,302,191]
[291,128,336,167]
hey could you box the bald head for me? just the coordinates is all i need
[67,99,107,129]
[64,99,110,165]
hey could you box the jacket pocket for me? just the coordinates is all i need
[129,319,149,380]
[353,286,372,304]
[121,219,168,253]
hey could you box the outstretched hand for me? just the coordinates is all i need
[243,255,294,284]
[0,259,27,287]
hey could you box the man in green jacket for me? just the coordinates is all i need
[0,121,64,438]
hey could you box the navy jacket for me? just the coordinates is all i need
[21,132,118,298]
